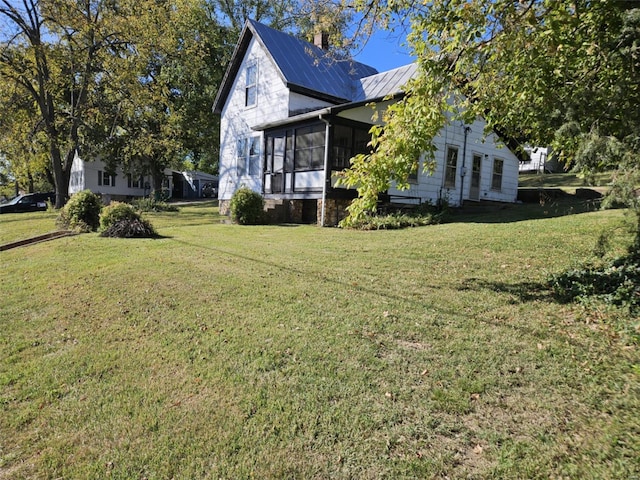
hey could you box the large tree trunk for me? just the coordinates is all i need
[50,145,71,209]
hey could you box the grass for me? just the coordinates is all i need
[518,171,613,191]
[1,200,639,479]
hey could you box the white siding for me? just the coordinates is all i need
[69,157,150,201]
[387,118,519,206]
[218,38,290,201]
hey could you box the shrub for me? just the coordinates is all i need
[57,190,102,232]
[230,186,265,225]
[132,197,179,213]
[100,218,157,238]
[550,255,640,314]
[99,202,157,238]
[100,202,139,231]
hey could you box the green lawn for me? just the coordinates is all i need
[1,202,638,479]
[518,171,612,190]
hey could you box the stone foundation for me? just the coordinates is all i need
[219,199,231,216]
[224,197,352,226]
[318,198,351,227]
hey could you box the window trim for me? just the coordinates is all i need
[98,170,115,187]
[491,157,504,191]
[444,145,459,188]
[244,62,257,108]
[237,135,261,177]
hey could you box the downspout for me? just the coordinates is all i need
[320,115,331,227]
[459,126,471,207]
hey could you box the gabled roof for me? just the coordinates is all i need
[213,19,379,113]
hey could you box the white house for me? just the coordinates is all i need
[69,155,219,202]
[213,20,521,226]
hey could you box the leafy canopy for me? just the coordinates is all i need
[341,0,640,229]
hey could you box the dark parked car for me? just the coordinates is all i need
[0,192,55,214]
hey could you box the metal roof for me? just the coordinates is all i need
[213,20,417,117]
[213,20,380,113]
[353,63,418,102]
[248,20,378,102]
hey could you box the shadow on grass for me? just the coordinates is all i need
[169,236,599,351]
[458,277,555,304]
[448,195,605,224]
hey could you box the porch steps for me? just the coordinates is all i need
[264,199,288,223]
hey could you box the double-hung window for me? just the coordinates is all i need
[444,146,458,188]
[98,171,115,187]
[245,63,257,107]
[491,158,504,191]
[237,136,261,176]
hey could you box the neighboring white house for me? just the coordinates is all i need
[69,155,218,202]
[519,147,550,173]
[213,20,521,226]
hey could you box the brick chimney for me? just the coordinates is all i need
[314,31,329,50]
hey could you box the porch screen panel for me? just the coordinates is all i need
[354,128,370,156]
[332,125,352,169]
[285,130,294,171]
[295,124,325,171]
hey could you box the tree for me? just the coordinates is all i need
[340,1,640,234]
[0,78,53,195]
[0,0,132,207]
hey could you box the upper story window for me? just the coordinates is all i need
[444,146,458,188]
[245,63,257,107]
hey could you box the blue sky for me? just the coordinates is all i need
[352,28,415,72]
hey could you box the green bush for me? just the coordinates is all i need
[99,202,139,231]
[230,186,265,225]
[550,254,640,315]
[57,190,102,232]
[132,197,179,213]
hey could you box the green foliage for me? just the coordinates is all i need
[99,202,140,231]
[343,1,639,226]
[229,186,265,225]
[56,190,102,232]
[99,201,157,237]
[551,256,640,314]
[131,197,179,213]
[343,201,445,230]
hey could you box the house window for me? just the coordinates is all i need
[444,146,458,188]
[98,171,115,187]
[408,159,419,182]
[237,136,261,176]
[245,63,257,107]
[248,137,260,176]
[492,158,504,191]
[127,174,143,188]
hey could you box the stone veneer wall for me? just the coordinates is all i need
[222,197,351,226]
[219,199,231,216]
[318,198,351,226]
